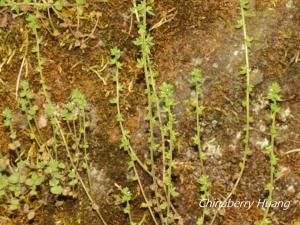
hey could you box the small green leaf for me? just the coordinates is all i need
[68,169,77,179]
[109,97,118,105]
[235,19,243,29]
[9,173,20,184]
[54,1,63,11]
[50,185,63,195]
[240,66,247,75]
[9,199,20,211]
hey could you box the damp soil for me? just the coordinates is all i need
[0,0,300,224]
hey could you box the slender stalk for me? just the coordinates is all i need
[257,82,281,224]
[54,117,108,225]
[262,113,276,221]
[27,10,107,224]
[111,49,159,225]
[209,1,251,224]
[82,112,92,190]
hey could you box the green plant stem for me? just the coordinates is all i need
[54,117,107,225]
[166,107,174,225]
[82,111,92,191]
[132,1,167,222]
[262,110,276,221]
[116,62,158,225]
[28,121,42,148]
[194,86,204,171]
[147,59,167,183]
[114,65,159,225]
[134,0,167,185]
[132,1,182,222]
[30,11,106,223]
[132,0,156,179]
[209,2,250,224]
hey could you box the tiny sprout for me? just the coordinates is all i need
[0,174,8,195]
[19,80,36,117]
[27,105,38,121]
[120,130,130,151]
[61,102,76,121]
[131,1,155,16]
[245,36,253,48]
[121,187,132,203]
[20,80,30,92]
[160,82,175,110]
[45,159,64,179]
[116,113,124,122]
[240,66,247,75]
[45,103,56,116]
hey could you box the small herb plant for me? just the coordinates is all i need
[160,82,179,223]
[210,0,253,223]
[130,0,182,223]
[117,185,135,225]
[110,47,158,225]
[256,83,282,225]
[190,68,211,225]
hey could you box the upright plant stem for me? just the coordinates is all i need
[262,112,276,221]
[55,117,108,225]
[132,1,182,222]
[114,64,159,225]
[258,83,281,224]
[29,9,107,224]
[209,1,251,224]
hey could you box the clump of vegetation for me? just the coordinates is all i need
[110,47,158,225]
[131,0,182,224]
[1,0,99,49]
[0,80,106,222]
[0,1,106,222]
[110,2,184,221]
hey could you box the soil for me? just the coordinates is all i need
[0,0,300,224]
